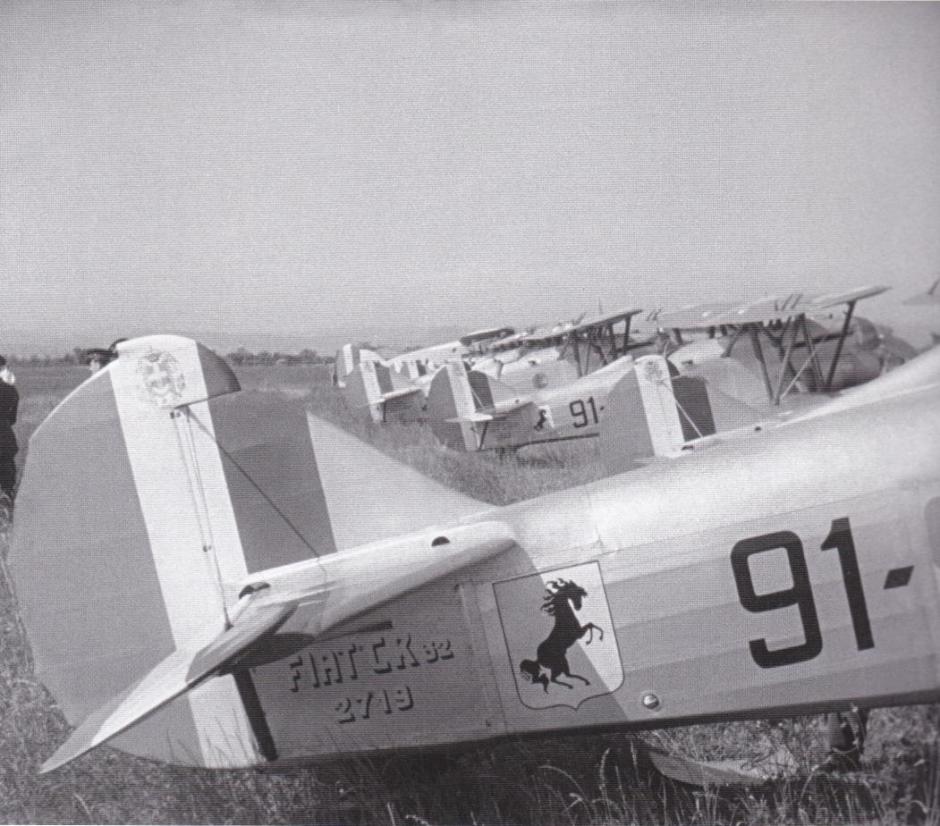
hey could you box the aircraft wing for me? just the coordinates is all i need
[653,301,738,330]
[808,284,889,309]
[569,307,642,331]
[458,326,516,347]
[718,285,889,326]
[658,286,889,330]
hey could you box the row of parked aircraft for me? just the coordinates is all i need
[336,286,918,462]
[8,282,940,786]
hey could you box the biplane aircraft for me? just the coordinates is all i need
[336,327,516,422]
[426,351,660,452]
[424,290,910,454]
[344,311,648,426]
[9,333,940,777]
[473,309,646,385]
[657,286,910,410]
[333,327,516,391]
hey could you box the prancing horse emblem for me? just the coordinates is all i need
[519,578,603,691]
[493,561,623,710]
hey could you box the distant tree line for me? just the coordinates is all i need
[225,348,334,366]
[10,351,87,366]
[9,348,335,367]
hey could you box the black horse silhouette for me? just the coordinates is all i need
[519,578,604,692]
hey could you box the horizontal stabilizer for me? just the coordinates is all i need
[41,602,295,774]
[447,411,494,423]
[43,518,515,772]
[380,386,424,401]
[486,399,534,417]
[446,399,533,424]
[251,519,518,635]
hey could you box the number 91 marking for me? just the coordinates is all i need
[731,517,873,669]
[570,397,599,428]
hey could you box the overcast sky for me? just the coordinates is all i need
[2,1,939,354]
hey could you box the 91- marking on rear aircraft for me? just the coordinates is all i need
[569,396,600,428]
[731,517,913,669]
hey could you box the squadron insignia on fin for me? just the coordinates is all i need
[494,562,623,710]
[137,348,186,407]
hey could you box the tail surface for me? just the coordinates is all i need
[425,361,525,451]
[9,335,488,768]
[333,343,382,388]
[425,361,485,450]
[342,359,425,423]
[600,354,760,473]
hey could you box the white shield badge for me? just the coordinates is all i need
[493,561,623,710]
[136,348,186,408]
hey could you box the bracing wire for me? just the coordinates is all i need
[183,407,323,559]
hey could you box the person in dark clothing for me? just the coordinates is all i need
[0,355,19,502]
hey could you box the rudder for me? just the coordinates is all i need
[426,361,481,451]
[9,335,335,768]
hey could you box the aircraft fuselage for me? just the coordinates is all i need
[243,375,940,766]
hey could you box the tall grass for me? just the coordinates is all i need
[0,363,937,824]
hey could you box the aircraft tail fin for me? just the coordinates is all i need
[342,359,425,422]
[426,361,484,450]
[600,354,759,473]
[425,361,527,450]
[8,335,335,767]
[10,335,488,769]
[333,343,382,388]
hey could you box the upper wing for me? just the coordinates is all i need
[657,286,889,329]
[569,307,642,332]
[653,301,738,330]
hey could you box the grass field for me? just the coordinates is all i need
[0,363,938,824]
